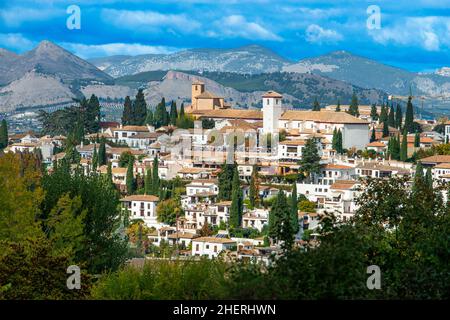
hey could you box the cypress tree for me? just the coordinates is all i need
[299,138,321,181]
[332,128,338,150]
[88,94,101,133]
[290,183,299,235]
[413,161,424,193]
[388,105,396,128]
[169,100,178,125]
[106,161,113,185]
[134,89,147,125]
[379,104,388,123]
[268,191,293,250]
[230,166,243,229]
[122,96,133,126]
[179,102,185,118]
[249,165,259,209]
[144,168,152,195]
[425,167,433,189]
[0,119,8,149]
[405,96,414,133]
[370,104,378,121]
[348,93,359,117]
[145,109,154,126]
[335,100,341,112]
[414,131,420,148]
[400,129,408,161]
[92,145,98,171]
[98,138,107,166]
[126,159,135,195]
[370,127,376,142]
[337,129,343,154]
[395,104,403,129]
[151,157,160,195]
[154,98,166,128]
[218,164,234,201]
[312,98,320,111]
[382,120,389,137]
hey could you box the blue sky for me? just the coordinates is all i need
[0,0,449,72]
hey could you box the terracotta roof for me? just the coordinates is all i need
[280,139,305,146]
[98,165,127,175]
[167,232,199,239]
[214,201,232,206]
[262,90,282,98]
[111,126,149,132]
[120,195,159,202]
[330,180,357,190]
[323,164,353,170]
[420,155,450,164]
[195,90,222,99]
[192,237,236,244]
[406,136,434,143]
[434,163,450,169]
[280,110,368,124]
[196,109,263,120]
[367,141,386,147]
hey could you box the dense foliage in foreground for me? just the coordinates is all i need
[0,151,449,299]
[93,177,449,300]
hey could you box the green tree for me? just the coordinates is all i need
[121,96,133,126]
[299,138,321,181]
[290,183,299,234]
[169,100,178,125]
[126,159,135,195]
[400,129,408,161]
[335,100,341,112]
[92,145,98,171]
[44,194,86,257]
[87,94,101,133]
[395,104,403,129]
[382,120,389,137]
[98,138,107,166]
[249,165,259,209]
[370,104,378,121]
[156,199,183,226]
[0,119,8,149]
[106,161,113,185]
[370,127,376,142]
[379,104,388,123]
[404,96,415,133]
[230,166,243,229]
[118,151,135,168]
[152,157,160,195]
[145,109,154,126]
[144,168,152,195]
[133,89,148,125]
[218,164,235,201]
[154,98,168,128]
[414,131,420,147]
[388,105,396,128]
[347,93,359,117]
[268,191,293,250]
[312,98,320,111]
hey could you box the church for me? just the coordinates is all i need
[185,81,369,150]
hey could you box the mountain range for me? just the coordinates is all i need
[0,41,448,116]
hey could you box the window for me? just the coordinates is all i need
[206,245,209,249]
[214,246,217,252]
[196,244,199,251]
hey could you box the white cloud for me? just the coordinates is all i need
[0,7,62,27]
[305,24,343,44]
[101,9,200,34]
[209,15,282,41]
[0,33,35,52]
[60,42,180,58]
[369,16,449,51]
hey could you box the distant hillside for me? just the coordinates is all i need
[189,71,387,107]
[88,45,291,77]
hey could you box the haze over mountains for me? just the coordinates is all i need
[0,41,448,115]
